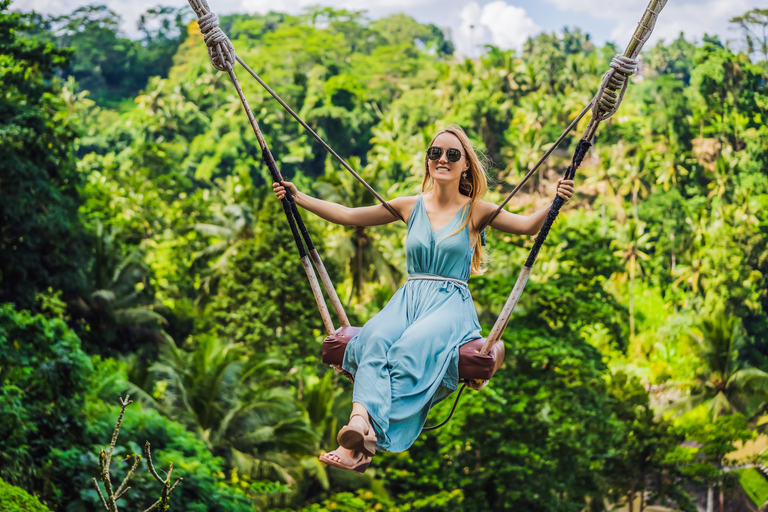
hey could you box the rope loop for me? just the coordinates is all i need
[591,54,639,122]
[196,10,235,71]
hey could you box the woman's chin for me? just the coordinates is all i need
[430,174,459,185]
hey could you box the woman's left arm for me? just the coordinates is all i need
[476,179,575,236]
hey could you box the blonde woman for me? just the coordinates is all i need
[273,125,575,472]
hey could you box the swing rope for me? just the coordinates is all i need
[185,0,667,428]
[481,0,666,353]
[189,0,349,335]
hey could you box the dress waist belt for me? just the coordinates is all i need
[407,275,468,286]
[407,275,471,301]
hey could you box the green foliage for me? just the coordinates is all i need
[0,303,93,501]
[5,3,768,510]
[206,198,338,364]
[602,372,695,511]
[0,304,260,510]
[0,477,52,512]
[0,0,88,309]
[672,413,754,510]
[22,4,190,104]
[668,311,768,421]
[737,468,768,507]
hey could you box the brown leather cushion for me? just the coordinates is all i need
[322,326,505,381]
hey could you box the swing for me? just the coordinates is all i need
[185,0,667,427]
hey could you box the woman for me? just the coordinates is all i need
[273,125,575,473]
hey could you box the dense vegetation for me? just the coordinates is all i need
[2,1,768,510]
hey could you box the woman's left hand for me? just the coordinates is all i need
[556,179,575,203]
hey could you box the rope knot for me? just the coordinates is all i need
[196,10,235,71]
[591,54,639,121]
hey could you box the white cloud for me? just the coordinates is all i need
[480,2,539,50]
[542,0,756,48]
[456,1,539,57]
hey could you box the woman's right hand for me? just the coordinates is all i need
[273,181,298,201]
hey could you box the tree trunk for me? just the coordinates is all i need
[719,483,724,512]
[629,253,636,342]
[602,202,606,237]
[706,484,713,512]
[639,487,644,512]
[671,229,677,313]
[670,229,675,273]
[632,188,639,221]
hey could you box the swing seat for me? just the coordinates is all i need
[322,326,505,381]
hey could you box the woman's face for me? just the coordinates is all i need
[427,132,470,187]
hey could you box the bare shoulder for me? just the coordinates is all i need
[388,195,419,225]
[471,200,497,228]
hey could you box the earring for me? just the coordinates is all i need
[462,171,467,179]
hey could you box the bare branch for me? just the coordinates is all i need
[144,441,164,484]
[142,498,161,512]
[98,448,118,512]
[115,454,140,499]
[92,477,109,511]
[140,479,182,512]
[106,395,133,471]
[92,398,182,511]
[143,441,182,510]
[168,478,183,495]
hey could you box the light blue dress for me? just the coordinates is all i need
[341,195,482,452]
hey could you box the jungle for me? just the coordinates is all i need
[2,2,768,511]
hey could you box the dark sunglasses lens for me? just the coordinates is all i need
[427,147,442,160]
[446,149,462,162]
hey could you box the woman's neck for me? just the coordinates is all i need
[428,180,466,207]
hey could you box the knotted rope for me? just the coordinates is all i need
[480,0,666,233]
[193,6,235,72]
[592,54,639,122]
[481,0,667,355]
[186,0,352,336]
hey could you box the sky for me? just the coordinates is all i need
[13,0,768,57]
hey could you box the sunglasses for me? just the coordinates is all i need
[427,146,465,163]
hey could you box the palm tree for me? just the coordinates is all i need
[668,311,768,421]
[127,334,317,484]
[314,156,401,304]
[192,191,255,302]
[294,370,352,491]
[611,219,651,343]
[69,221,168,351]
[617,147,653,222]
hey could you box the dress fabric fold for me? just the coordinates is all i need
[342,195,482,452]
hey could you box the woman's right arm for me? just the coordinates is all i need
[273,181,415,227]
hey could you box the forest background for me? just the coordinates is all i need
[2,1,768,511]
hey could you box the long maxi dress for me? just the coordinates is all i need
[341,195,482,453]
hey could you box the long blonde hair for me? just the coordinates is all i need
[422,125,489,276]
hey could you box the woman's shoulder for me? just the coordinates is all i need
[388,195,420,207]
[469,199,496,217]
[470,200,497,230]
[388,195,420,225]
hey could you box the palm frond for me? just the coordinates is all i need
[193,223,235,239]
[114,307,167,326]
